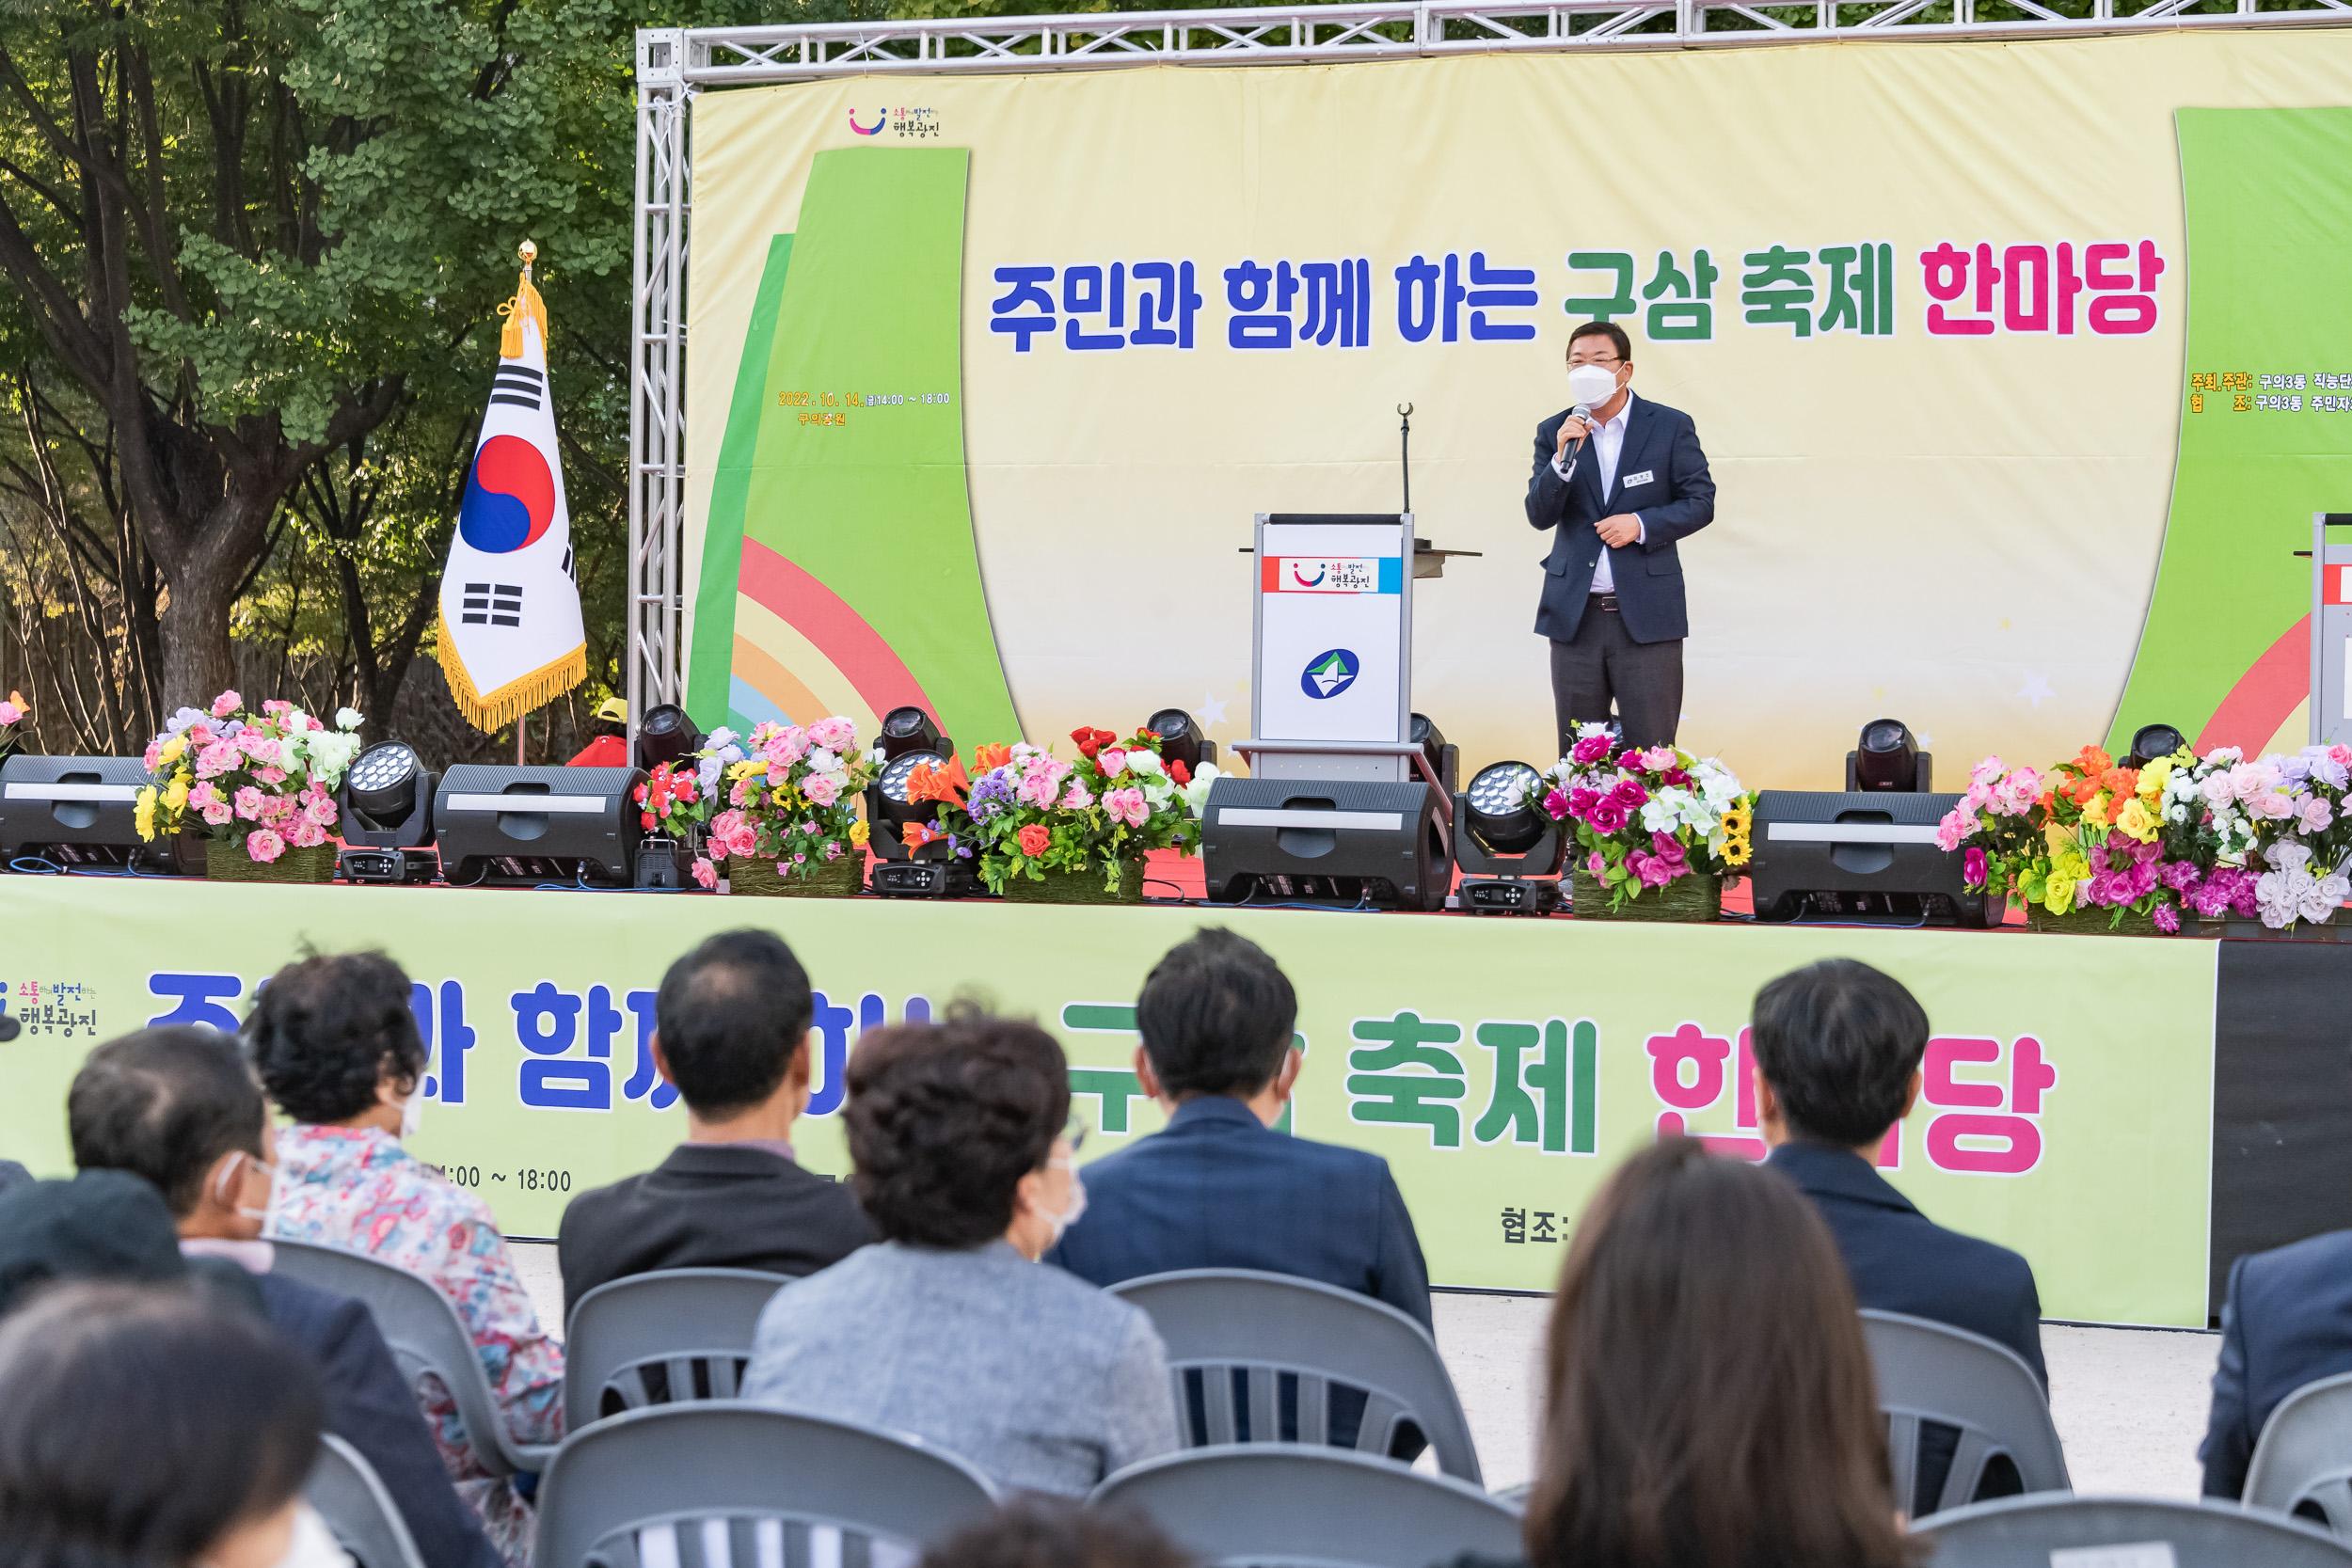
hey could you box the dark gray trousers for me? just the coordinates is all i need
[1549,599,1684,755]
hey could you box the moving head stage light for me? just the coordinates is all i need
[866,707,974,898]
[2128,722,2189,768]
[1753,719,1991,924]
[1454,760,1564,915]
[1144,708,1217,776]
[635,704,702,772]
[0,755,189,873]
[336,741,439,885]
[1849,718,1931,792]
[435,766,644,887]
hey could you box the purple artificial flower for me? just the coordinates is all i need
[1963,847,1987,887]
[1634,853,1675,888]
[1651,831,1688,866]
[2086,843,2109,875]
[2153,902,2181,933]
[2160,860,2201,893]
[966,768,1017,825]
[2128,859,2160,898]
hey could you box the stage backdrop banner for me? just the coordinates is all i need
[0,879,2216,1324]
[679,34,2352,790]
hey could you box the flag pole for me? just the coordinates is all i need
[513,238,540,770]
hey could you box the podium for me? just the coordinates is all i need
[1200,514,1454,911]
[2312,512,2352,749]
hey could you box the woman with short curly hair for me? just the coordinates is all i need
[247,949,562,1565]
[742,1005,1179,1496]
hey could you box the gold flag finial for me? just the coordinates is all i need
[501,242,547,359]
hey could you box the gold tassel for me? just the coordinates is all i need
[437,618,587,733]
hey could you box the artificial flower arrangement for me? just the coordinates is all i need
[0,689,25,754]
[1937,741,2352,932]
[1529,724,1755,911]
[135,691,364,864]
[633,764,708,845]
[689,718,876,891]
[911,726,1222,896]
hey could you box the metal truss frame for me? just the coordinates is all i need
[628,3,2352,717]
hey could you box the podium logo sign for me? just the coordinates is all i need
[1301,648,1359,700]
[1261,555,1404,595]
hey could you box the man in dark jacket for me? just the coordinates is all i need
[56,1027,501,1568]
[1752,958,2045,1515]
[2200,1231,2352,1498]
[559,929,874,1317]
[1047,927,1430,1329]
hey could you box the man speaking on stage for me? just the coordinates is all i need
[1524,321,1716,754]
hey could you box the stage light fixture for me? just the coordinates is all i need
[877,705,946,763]
[1848,718,1931,793]
[435,766,645,887]
[336,740,440,885]
[2128,722,2189,768]
[1454,760,1564,915]
[0,754,190,873]
[1145,708,1217,775]
[635,705,701,771]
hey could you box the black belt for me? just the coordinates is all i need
[1589,593,1619,612]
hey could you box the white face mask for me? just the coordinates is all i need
[1565,361,1622,409]
[214,1150,278,1226]
[1040,1158,1089,1249]
[390,1080,423,1141]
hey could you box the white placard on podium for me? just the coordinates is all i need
[1248,514,1419,782]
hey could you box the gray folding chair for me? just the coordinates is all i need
[1862,1308,2068,1516]
[271,1238,558,1475]
[1107,1268,1482,1482]
[564,1268,790,1433]
[307,1433,425,1568]
[2248,1370,2352,1532]
[1089,1444,1524,1568]
[534,1403,999,1568]
[1914,1493,2352,1565]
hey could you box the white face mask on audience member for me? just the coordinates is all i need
[1009,1130,1088,1260]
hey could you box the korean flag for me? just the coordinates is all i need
[436,250,587,731]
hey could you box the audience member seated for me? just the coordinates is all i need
[1753,957,2043,1512]
[1521,1137,1916,1568]
[69,1023,501,1568]
[1047,927,1432,1331]
[0,1168,207,1313]
[743,1006,1179,1496]
[918,1496,1195,1568]
[247,949,563,1563]
[0,1279,337,1568]
[559,928,875,1317]
[2200,1226,2352,1497]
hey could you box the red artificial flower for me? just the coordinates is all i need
[674,774,697,801]
[1168,759,1191,785]
[641,811,657,830]
[633,784,649,804]
[1018,823,1051,856]
[1071,727,1117,759]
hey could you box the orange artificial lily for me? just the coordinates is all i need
[974,743,1013,771]
[906,753,970,805]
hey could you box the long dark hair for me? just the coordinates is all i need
[0,1280,324,1568]
[1524,1138,1917,1568]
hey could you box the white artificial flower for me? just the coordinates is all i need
[1126,752,1164,778]
[1181,761,1223,814]
[1639,797,1677,833]
[807,749,841,775]
[867,745,886,766]
[336,706,363,732]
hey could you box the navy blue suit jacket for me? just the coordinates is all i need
[256,1271,502,1568]
[1046,1096,1432,1331]
[2201,1228,2352,1498]
[1524,393,1715,645]
[1766,1142,2045,1385]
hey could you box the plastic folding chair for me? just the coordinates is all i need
[271,1238,558,1475]
[1862,1308,2069,1516]
[534,1403,999,1568]
[306,1433,426,1568]
[1107,1267,1482,1482]
[1089,1444,1524,1568]
[564,1268,790,1433]
[2247,1370,2352,1532]
[1914,1493,2352,1566]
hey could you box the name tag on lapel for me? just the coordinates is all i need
[1623,469,1654,488]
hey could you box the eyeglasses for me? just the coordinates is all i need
[1567,353,1623,367]
[1060,1118,1089,1159]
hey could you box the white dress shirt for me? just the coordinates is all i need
[1551,389,1645,594]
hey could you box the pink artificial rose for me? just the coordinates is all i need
[231,786,264,820]
[807,717,856,752]
[1542,788,1569,820]
[1061,782,1095,811]
[243,828,284,863]
[1565,787,1601,818]
[822,842,843,861]
[1608,777,1648,811]
[691,857,718,890]
[196,740,241,780]
[188,783,219,808]
[210,691,242,719]
[1587,851,1608,879]
[305,794,338,827]
[307,715,325,731]
[1617,749,1645,770]
[200,800,234,826]
[1569,735,1612,765]
[262,700,291,716]
[1635,854,1675,888]
[1641,746,1677,771]
[726,824,759,859]
[2302,795,2333,833]
[237,731,278,761]
[803,774,839,807]
[1970,755,2007,787]
[142,738,164,770]
[256,766,286,785]
[730,780,755,808]
[1934,811,1967,852]
[1587,800,1629,834]
[2255,792,2296,821]
[287,819,326,849]
[1098,749,1129,777]
[1104,787,1149,829]
[1963,847,1988,886]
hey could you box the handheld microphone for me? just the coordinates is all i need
[1567,403,1596,455]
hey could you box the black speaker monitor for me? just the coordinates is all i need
[1747,789,1995,927]
[435,766,644,887]
[1200,776,1451,911]
[0,755,186,872]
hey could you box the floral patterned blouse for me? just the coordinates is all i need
[270,1124,564,1565]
